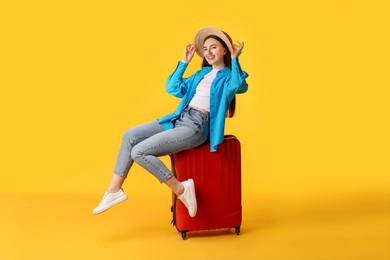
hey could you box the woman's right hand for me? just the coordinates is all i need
[182,44,195,64]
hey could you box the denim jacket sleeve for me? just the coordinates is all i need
[226,57,249,102]
[166,61,195,98]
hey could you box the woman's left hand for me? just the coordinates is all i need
[231,41,244,58]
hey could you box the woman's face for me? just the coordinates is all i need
[203,37,226,69]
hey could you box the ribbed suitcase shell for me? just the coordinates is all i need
[171,135,242,239]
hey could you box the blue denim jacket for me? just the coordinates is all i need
[157,57,249,152]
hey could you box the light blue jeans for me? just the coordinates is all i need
[113,107,209,183]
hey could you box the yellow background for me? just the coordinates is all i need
[0,0,389,259]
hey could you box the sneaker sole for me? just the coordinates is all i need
[92,194,128,215]
[187,179,197,217]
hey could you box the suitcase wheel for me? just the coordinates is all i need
[181,231,187,240]
[235,226,241,236]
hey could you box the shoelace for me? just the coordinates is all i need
[100,192,111,203]
[180,197,190,208]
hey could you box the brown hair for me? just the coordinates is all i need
[201,33,236,118]
[226,96,236,118]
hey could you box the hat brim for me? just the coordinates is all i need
[193,27,233,58]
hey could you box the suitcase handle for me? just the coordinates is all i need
[224,134,237,140]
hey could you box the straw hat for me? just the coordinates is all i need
[193,26,233,58]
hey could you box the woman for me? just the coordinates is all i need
[92,26,249,218]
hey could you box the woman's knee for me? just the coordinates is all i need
[122,128,137,147]
[130,144,143,161]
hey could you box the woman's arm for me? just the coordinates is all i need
[226,41,249,101]
[230,57,249,94]
[165,44,196,98]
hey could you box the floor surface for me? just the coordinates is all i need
[1,191,389,260]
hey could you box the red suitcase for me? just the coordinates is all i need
[170,135,242,239]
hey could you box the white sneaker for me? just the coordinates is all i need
[178,179,197,217]
[92,189,128,214]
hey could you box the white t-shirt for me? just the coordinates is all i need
[188,69,218,112]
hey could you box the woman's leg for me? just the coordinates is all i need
[165,176,184,195]
[93,120,164,214]
[131,108,209,184]
[107,174,126,193]
[131,108,209,217]
[113,120,164,179]
[93,108,209,216]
